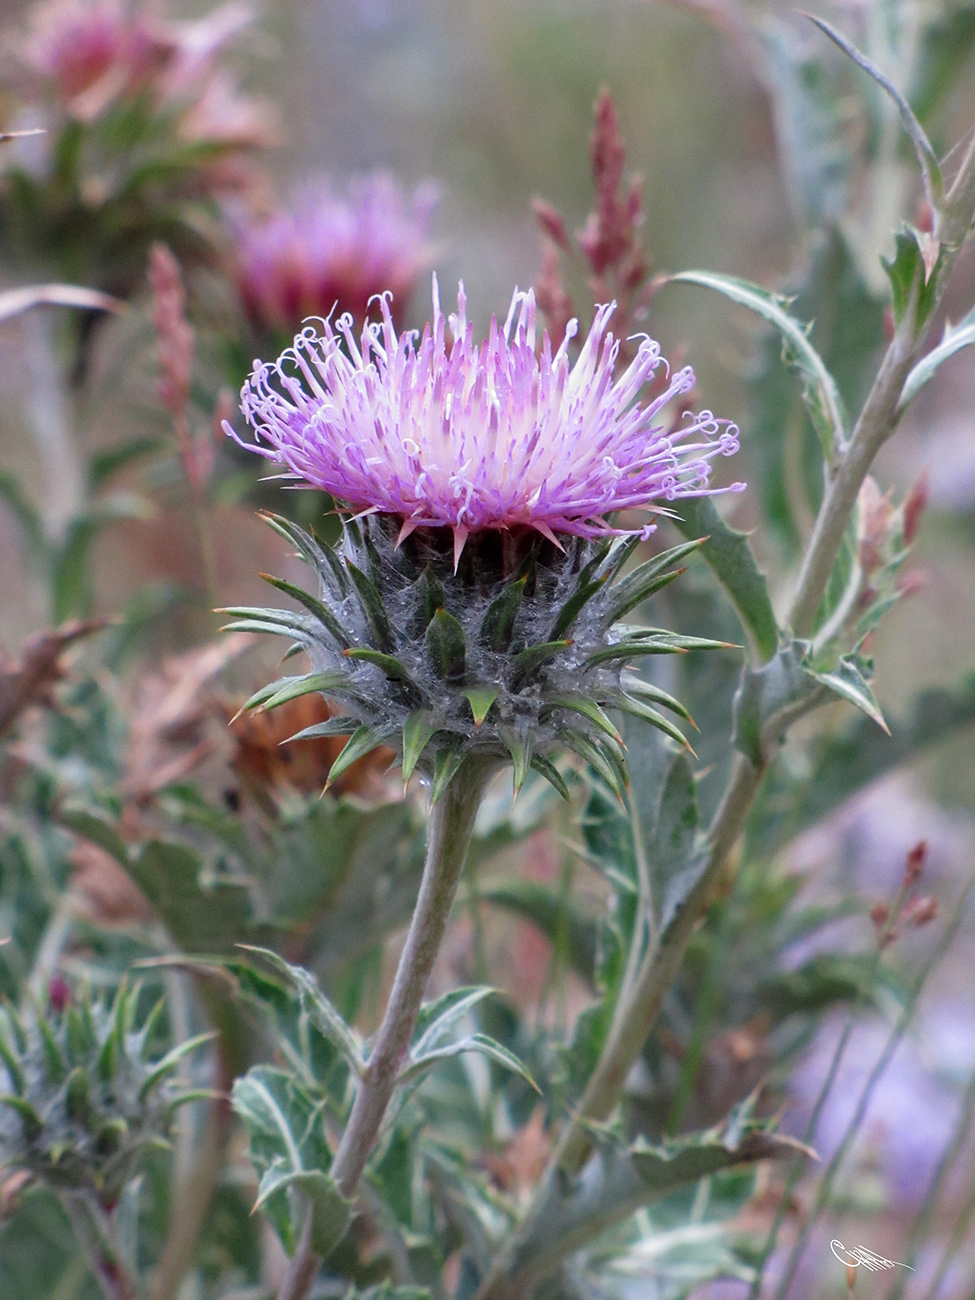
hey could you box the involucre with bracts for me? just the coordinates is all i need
[223,513,730,801]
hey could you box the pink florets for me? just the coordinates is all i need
[230,277,743,550]
[231,174,437,335]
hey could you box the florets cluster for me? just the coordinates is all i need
[233,279,741,558]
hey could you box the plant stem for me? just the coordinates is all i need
[274,1208,318,1300]
[474,754,764,1300]
[22,309,86,549]
[557,753,763,1179]
[789,126,975,640]
[477,114,975,1300]
[275,758,495,1300]
[61,1192,140,1300]
[148,1092,233,1300]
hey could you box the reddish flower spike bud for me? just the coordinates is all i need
[902,471,930,546]
[904,840,928,886]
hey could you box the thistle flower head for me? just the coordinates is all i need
[226,279,742,801]
[232,277,741,558]
[231,174,438,336]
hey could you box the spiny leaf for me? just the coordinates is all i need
[254,1167,352,1258]
[882,226,941,331]
[401,711,440,783]
[430,746,465,804]
[412,987,498,1057]
[343,648,413,682]
[258,512,349,596]
[249,671,351,713]
[671,498,779,663]
[543,693,622,744]
[326,724,395,788]
[464,685,499,727]
[345,561,394,652]
[97,984,129,1082]
[510,639,572,686]
[399,1033,540,1092]
[562,729,627,799]
[899,303,975,411]
[284,715,360,743]
[733,642,822,765]
[220,619,310,642]
[480,575,528,651]
[500,1119,810,1286]
[258,573,353,649]
[529,753,572,801]
[139,1032,216,1099]
[810,654,889,732]
[584,632,735,669]
[237,946,363,1070]
[603,690,694,752]
[620,675,694,725]
[499,725,532,795]
[550,574,608,641]
[233,1066,351,1255]
[219,605,309,630]
[669,269,846,462]
[604,537,705,624]
[805,13,943,208]
[425,608,466,682]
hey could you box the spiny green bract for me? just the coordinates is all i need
[225,513,728,801]
[0,981,210,1201]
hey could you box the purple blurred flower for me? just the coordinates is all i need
[231,174,437,334]
[16,0,273,151]
[18,0,158,117]
[230,277,742,550]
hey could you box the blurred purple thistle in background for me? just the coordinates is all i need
[18,0,159,118]
[231,173,438,336]
[229,276,742,560]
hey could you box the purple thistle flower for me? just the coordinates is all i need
[231,174,437,335]
[230,277,743,562]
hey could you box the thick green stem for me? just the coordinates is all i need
[275,758,494,1300]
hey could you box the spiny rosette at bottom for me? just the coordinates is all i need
[0,981,210,1202]
[222,513,733,801]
